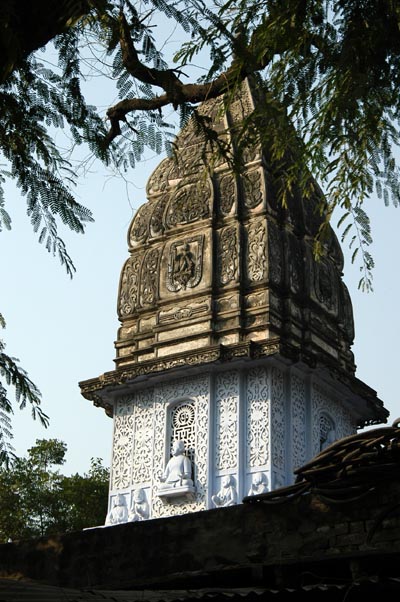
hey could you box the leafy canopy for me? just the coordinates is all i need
[0,438,109,542]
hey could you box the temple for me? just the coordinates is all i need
[79,79,387,523]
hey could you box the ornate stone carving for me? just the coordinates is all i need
[242,169,264,209]
[158,439,195,499]
[267,221,283,286]
[128,489,149,522]
[217,173,236,216]
[246,367,270,468]
[146,158,169,195]
[319,412,336,451]
[129,203,151,246]
[159,300,209,324]
[140,248,160,306]
[167,236,204,292]
[212,475,237,507]
[149,195,168,237]
[118,255,141,317]
[132,394,154,484]
[218,226,238,285]
[215,371,239,470]
[166,181,210,228]
[111,399,134,489]
[248,472,269,496]
[315,260,336,311]
[291,373,307,470]
[271,367,285,473]
[152,375,209,518]
[105,493,128,526]
[247,219,267,282]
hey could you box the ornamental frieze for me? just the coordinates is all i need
[118,254,141,317]
[159,299,210,324]
[166,235,204,292]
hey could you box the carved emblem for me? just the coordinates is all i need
[149,195,168,237]
[167,236,204,292]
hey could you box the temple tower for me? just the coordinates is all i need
[80,80,387,522]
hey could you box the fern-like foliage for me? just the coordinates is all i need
[0,315,49,467]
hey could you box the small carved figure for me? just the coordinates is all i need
[129,488,149,522]
[105,493,128,526]
[212,475,237,507]
[174,243,195,288]
[248,472,269,496]
[159,440,193,490]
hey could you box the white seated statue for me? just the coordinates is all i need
[128,488,149,522]
[247,471,269,496]
[212,475,237,507]
[158,440,195,499]
[105,493,128,526]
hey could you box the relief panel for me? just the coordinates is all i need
[118,254,141,318]
[246,218,267,283]
[139,247,161,307]
[291,373,307,470]
[218,225,239,286]
[242,168,265,210]
[246,367,270,469]
[215,371,239,471]
[151,375,209,518]
[271,367,285,473]
[111,398,135,490]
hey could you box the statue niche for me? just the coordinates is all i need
[158,439,195,500]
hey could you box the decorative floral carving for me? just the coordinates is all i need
[215,371,239,470]
[291,373,307,470]
[139,248,160,306]
[118,254,141,317]
[271,367,285,472]
[111,398,134,489]
[217,173,236,215]
[166,181,210,228]
[242,169,264,209]
[219,226,238,285]
[146,158,169,195]
[129,203,151,245]
[149,195,168,237]
[246,367,270,469]
[247,219,267,282]
[132,393,154,484]
[167,235,204,292]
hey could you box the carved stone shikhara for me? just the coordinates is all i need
[79,79,388,524]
